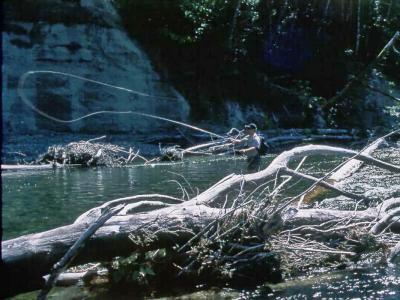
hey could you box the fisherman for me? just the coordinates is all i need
[231,123,262,173]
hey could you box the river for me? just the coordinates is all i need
[3,149,400,299]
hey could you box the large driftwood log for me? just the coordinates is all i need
[2,202,222,297]
[284,198,400,231]
[37,204,125,300]
[2,143,399,297]
[299,132,396,205]
[3,197,399,297]
[192,144,398,207]
[1,164,56,171]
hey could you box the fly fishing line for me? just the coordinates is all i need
[17,70,226,139]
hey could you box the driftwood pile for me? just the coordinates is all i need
[157,128,359,161]
[2,131,400,298]
[37,137,147,167]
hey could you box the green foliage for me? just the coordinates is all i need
[180,0,216,41]
[115,0,400,128]
[352,234,381,254]
[108,249,167,285]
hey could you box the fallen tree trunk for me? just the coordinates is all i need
[1,164,57,171]
[284,198,400,231]
[1,202,222,297]
[5,197,398,297]
[2,143,399,297]
[193,144,398,206]
[43,271,90,287]
[37,204,125,300]
[299,133,389,205]
[2,163,84,172]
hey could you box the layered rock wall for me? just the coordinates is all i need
[2,0,189,134]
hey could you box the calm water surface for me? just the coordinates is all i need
[2,156,275,239]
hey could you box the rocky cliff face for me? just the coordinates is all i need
[2,0,190,135]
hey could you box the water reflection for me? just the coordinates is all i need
[2,156,269,239]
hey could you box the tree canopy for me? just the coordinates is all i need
[117,0,400,128]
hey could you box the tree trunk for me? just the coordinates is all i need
[1,202,221,297]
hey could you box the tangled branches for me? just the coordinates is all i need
[38,138,146,167]
[177,195,282,286]
[178,192,400,283]
[159,145,184,161]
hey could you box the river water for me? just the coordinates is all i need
[2,155,268,239]
[3,149,400,299]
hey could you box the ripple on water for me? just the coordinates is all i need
[261,266,400,300]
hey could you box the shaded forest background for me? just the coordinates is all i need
[117,0,400,129]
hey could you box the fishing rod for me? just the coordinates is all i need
[17,70,227,140]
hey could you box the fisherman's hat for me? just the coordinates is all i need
[244,123,257,130]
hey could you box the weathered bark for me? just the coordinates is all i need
[193,144,398,207]
[284,198,400,231]
[1,202,221,297]
[43,271,89,287]
[369,207,400,235]
[74,194,183,224]
[37,204,125,300]
[1,163,85,171]
[1,164,52,170]
[300,132,396,205]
